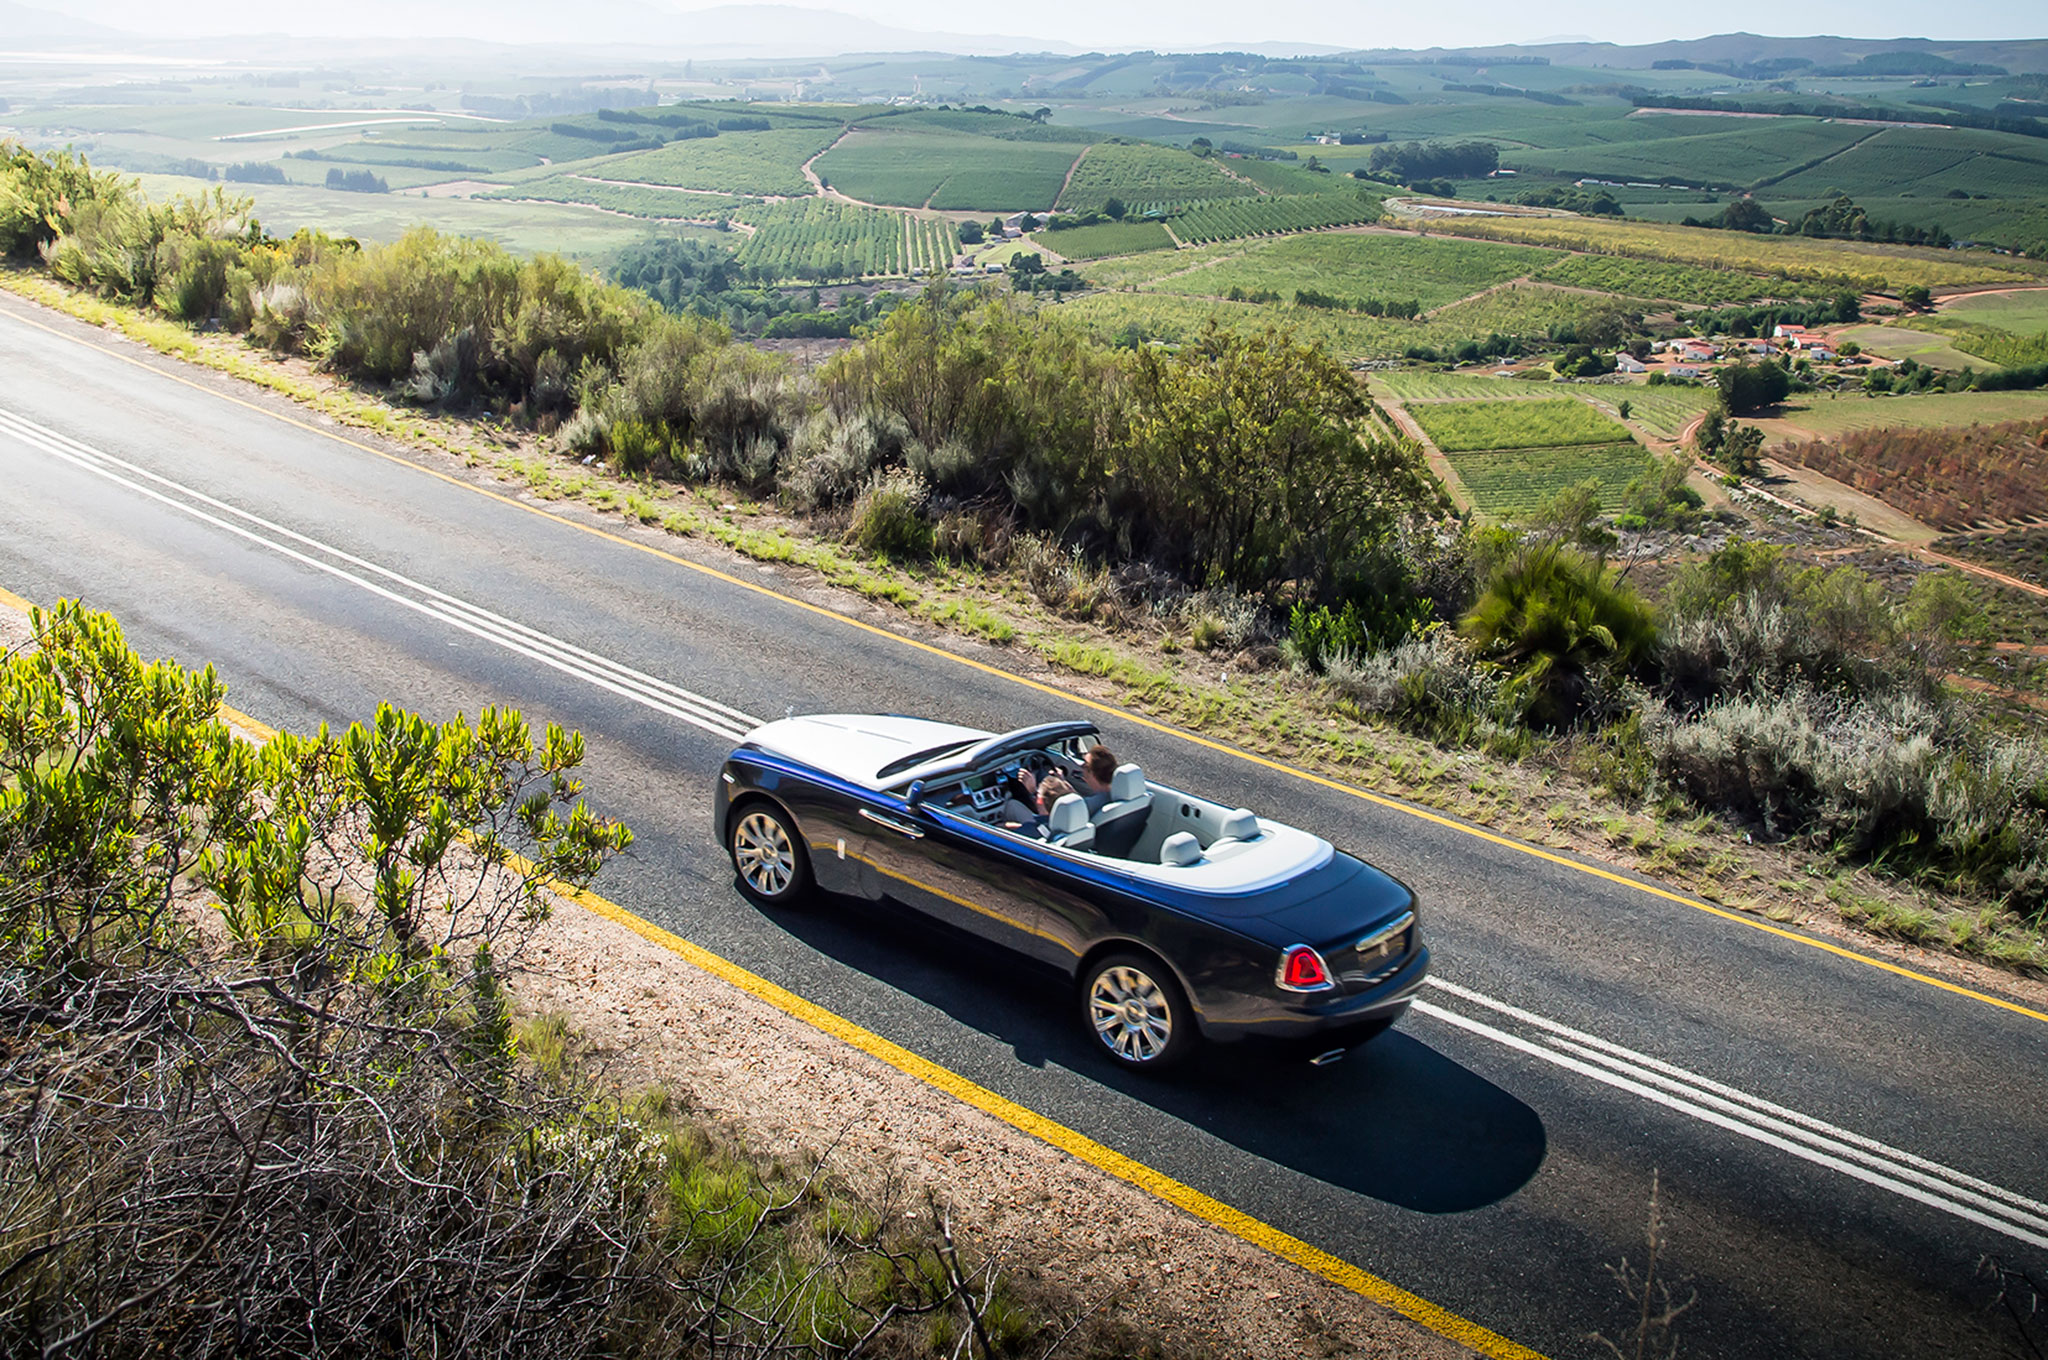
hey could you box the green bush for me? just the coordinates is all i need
[1462,544,1658,727]
[849,469,934,559]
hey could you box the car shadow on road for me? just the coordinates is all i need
[751,884,1545,1215]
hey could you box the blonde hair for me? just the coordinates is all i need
[1038,775,1075,808]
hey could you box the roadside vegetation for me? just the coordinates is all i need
[0,600,1172,1359]
[6,142,2045,969]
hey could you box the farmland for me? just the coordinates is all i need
[1036,221,1175,258]
[603,127,843,198]
[1831,324,1987,371]
[1374,372,1561,403]
[1752,389,2048,444]
[813,125,1084,210]
[1169,192,1383,245]
[1056,141,1257,213]
[1446,444,1655,516]
[1408,398,1636,453]
[1616,384,1718,440]
[481,176,744,218]
[1534,254,1794,306]
[1424,214,2044,293]
[1142,233,1561,310]
[1943,291,2048,336]
[1777,419,2048,529]
[732,201,957,280]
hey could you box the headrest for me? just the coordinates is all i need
[1110,763,1146,801]
[1219,808,1259,841]
[1047,793,1090,836]
[1160,831,1202,867]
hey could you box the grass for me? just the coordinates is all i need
[1408,398,1635,452]
[1942,290,2048,337]
[482,175,745,219]
[1036,220,1174,258]
[1831,324,1986,372]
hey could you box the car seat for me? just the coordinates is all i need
[1045,793,1095,851]
[1090,763,1151,859]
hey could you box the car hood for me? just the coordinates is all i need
[740,714,991,789]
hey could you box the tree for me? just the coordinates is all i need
[1716,358,1790,413]
[1103,197,1126,220]
[958,219,984,244]
[1125,323,1442,595]
[1719,422,1766,477]
[1720,198,1773,233]
[1691,404,1727,459]
[1032,106,1052,123]
[1901,284,1932,311]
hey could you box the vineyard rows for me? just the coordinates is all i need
[1170,193,1382,245]
[1445,443,1654,516]
[1409,396,1635,452]
[734,201,958,281]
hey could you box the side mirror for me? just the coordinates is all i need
[905,780,927,806]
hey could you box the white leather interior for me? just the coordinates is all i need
[1109,763,1145,800]
[1047,793,1091,837]
[1159,831,1202,867]
[1216,807,1259,841]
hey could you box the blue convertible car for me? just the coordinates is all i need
[715,715,1428,1070]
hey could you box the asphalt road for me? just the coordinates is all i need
[4,293,2045,1359]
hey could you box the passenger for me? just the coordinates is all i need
[1000,771,1074,836]
[1077,745,1119,813]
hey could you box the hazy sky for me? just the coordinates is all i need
[44,0,2046,50]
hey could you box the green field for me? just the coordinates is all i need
[1509,118,1874,188]
[132,173,676,259]
[732,200,957,280]
[1425,214,2042,293]
[1617,384,1718,440]
[602,127,842,198]
[1144,233,1561,310]
[1447,443,1656,516]
[1833,324,1986,371]
[1943,291,2048,336]
[482,176,743,218]
[1056,141,1256,213]
[813,124,1083,210]
[1037,220,1175,258]
[1754,389,2048,444]
[1535,254,1792,305]
[1169,191,1383,245]
[1409,398,1635,452]
[1374,372,1561,402]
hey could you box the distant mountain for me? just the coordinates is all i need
[1348,32,2048,76]
[0,0,123,43]
[36,1,1081,57]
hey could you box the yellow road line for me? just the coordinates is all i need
[172,692,1539,1357]
[3,299,2039,1030]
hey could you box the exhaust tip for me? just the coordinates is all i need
[1308,1048,1347,1067]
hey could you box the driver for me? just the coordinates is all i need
[1078,744,1119,813]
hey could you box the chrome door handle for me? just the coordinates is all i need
[860,808,924,839]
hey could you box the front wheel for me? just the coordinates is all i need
[1081,953,1194,1071]
[728,802,811,906]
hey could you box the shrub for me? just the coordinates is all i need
[849,469,934,559]
[1323,626,1510,745]
[1462,544,1657,727]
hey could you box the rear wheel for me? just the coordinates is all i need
[1081,953,1194,1071]
[728,803,810,906]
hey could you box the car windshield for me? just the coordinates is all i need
[875,740,977,781]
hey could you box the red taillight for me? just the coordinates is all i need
[1279,945,1332,991]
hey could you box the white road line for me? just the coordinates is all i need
[0,408,761,743]
[1416,980,2048,1250]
